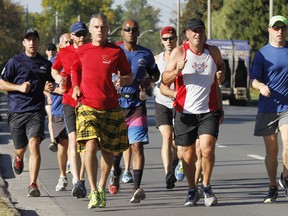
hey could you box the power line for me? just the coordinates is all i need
[149,0,174,11]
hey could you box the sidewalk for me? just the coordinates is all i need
[0,92,64,215]
[0,92,20,215]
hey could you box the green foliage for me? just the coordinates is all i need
[111,0,162,54]
[181,0,223,32]
[181,0,288,58]
[33,0,116,51]
[0,0,25,69]
[211,0,270,57]
[3,0,288,64]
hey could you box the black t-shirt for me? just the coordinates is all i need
[1,52,53,113]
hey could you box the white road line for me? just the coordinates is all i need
[216,143,226,148]
[247,154,265,160]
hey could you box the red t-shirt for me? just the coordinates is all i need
[52,45,78,107]
[71,42,132,110]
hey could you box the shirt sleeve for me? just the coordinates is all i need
[52,52,64,72]
[250,51,264,81]
[1,58,17,82]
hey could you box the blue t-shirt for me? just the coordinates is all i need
[251,43,288,113]
[119,44,157,108]
[1,52,53,113]
[50,56,63,117]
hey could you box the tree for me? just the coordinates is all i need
[0,0,25,68]
[180,0,288,57]
[211,0,269,56]
[180,0,223,32]
[113,0,162,54]
[33,0,116,48]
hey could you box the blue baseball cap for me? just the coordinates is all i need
[70,21,87,33]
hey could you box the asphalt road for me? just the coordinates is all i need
[0,97,287,216]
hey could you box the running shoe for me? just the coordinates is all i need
[175,160,185,181]
[130,188,146,203]
[122,171,133,183]
[108,170,121,195]
[184,189,198,206]
[264,186,278,203]
[279,172,288,198]
[98,188,106,208]
[81,179,87,197]
[71,180,85,198]
[66,162,71,174]
[202,185,218,207]
[88,191,99,209]
[55,176,68,191]
[28,183,41,197]
[166,171,177,189]
[13,157,24,175]
[48,141,58,152]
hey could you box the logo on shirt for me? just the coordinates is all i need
[102,55,111,64]
[192,62,207,73]
[138,58,146,67]
[40,66,47,72]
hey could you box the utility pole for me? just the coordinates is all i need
[269,0,273,42]
[55,11,59,44]
[25,4,28,30]
[177,0,180,46]
[207,0,211,39]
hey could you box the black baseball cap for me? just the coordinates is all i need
[186,18,205,31]
[24,29,39,39]
[46,43,57,51]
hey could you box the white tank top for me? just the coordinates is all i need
[154,52,174,109]
[174,42,219,114]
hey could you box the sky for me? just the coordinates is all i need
[13,0,177,27]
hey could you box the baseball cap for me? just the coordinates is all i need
[161,26,176,36]
[70,21,87,33]
[269,15,288,26]
[46,43,56,51]
[186,18,205,31]
[24,29,39,39]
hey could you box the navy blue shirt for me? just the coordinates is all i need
[50,55,64,117]
[1,52,53,113]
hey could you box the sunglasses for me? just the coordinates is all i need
[123,27,138,33]
[162,36,176,41]
[73,31,87,37]
[272,25,287,31]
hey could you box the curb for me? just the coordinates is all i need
[0,174,20,216]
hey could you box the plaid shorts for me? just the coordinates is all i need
[75,104,129,153]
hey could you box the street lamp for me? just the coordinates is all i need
[138,29,153,44]
[108,26,122,42]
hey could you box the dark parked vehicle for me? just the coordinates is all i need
[206,39,251,106]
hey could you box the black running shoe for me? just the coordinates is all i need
[264,186,278,203]
[166,171,177,189]
[49,141,58,152]
[279,172,288,198]
[184,189,198,206]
